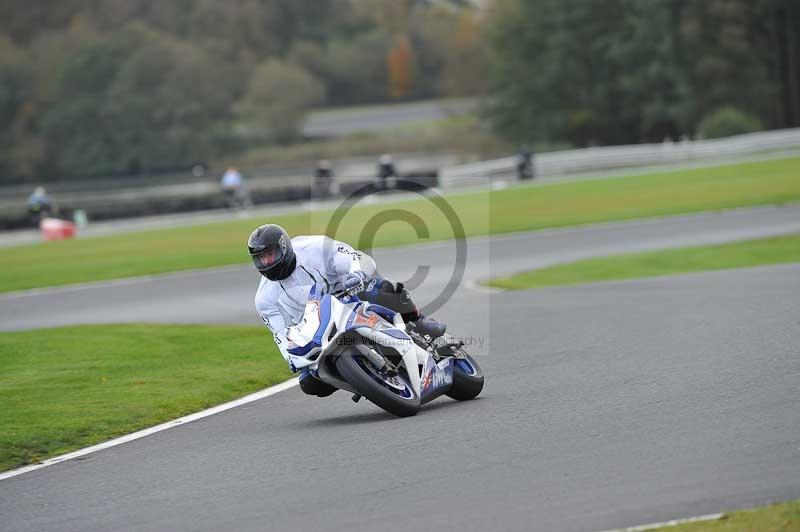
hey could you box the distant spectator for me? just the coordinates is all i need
[220,167,250,209]
[27,186,52,225]
[516,147,534,180]
[313,159,336,199]
[377,154,397,191]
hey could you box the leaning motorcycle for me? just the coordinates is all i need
[285,284,484,417]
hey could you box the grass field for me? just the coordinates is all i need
[0,324,289,472]
[650,500,799,531]
[486,233,800,290]
[1,157,799,294]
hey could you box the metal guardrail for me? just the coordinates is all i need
[439,128,800,187]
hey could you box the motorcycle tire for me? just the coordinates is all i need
[336,353,420,417]
[447,353,484,401]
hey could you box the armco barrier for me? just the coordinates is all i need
[440,128,800,188]
[0,173,439,231]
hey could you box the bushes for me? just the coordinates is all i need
[485,0,791,147]
[34,26,238,180]
[235,59,325,143]
[0,1,489,183]
[698,107,763,139]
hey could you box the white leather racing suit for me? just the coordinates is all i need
[254,235,375,365]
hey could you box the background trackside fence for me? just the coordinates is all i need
[440,128,800,188]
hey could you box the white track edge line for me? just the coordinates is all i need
[0,377,299,482]
[598,512,725,532]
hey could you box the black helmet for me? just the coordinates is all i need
[247,224,296,280]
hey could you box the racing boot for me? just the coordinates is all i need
[414,316,446,340]
[298,368,337,397]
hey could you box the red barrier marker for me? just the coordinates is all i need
[40,217,76,241]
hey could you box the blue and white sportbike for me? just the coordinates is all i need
[285,284,484,417]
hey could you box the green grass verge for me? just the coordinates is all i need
[650,500,800,531]
[1,157,799,294]
[486,233,800,290]
[0,324,289,472]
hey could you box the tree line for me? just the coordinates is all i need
[0,0,485,182]
[2,0,798,183]
[486,0,800,147]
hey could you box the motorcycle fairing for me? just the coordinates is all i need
[420,356,454,404]
[287,290,333,356]
[345,303,396,334]
[286,284,425,396]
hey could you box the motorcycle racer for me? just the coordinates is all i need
[248,224,446,397]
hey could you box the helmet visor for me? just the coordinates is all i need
[253,246,285,270]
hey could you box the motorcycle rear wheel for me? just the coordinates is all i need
[447,353,484,401]
[336,353,420,417]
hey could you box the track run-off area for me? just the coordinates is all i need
[1,204,799,531]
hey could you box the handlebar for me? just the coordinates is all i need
[332,286,360,299]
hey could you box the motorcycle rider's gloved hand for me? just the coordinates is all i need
[344,270,368,294]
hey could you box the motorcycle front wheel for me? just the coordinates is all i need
[336,352,420,417]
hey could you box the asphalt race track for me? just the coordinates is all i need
[1,205,799,531]
[3,204,800,332]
